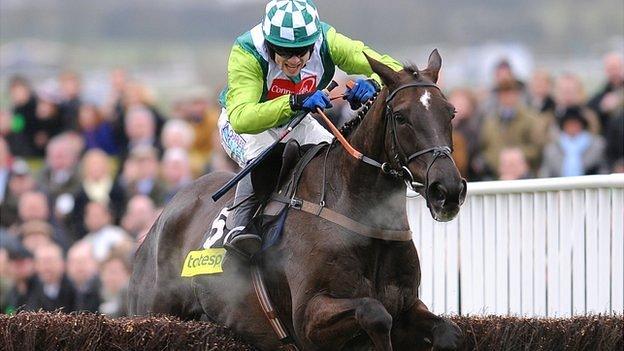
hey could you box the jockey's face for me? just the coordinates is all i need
[275,50,311,78]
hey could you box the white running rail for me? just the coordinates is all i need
[407,174,624,317]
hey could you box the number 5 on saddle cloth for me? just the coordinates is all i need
[189,140,328,273]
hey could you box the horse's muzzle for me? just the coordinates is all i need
[427,177,466,222]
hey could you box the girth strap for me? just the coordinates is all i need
[251,265,300,351]
[273,194,412,241]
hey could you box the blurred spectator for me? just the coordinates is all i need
[604,110,624,171]
[161,148,193,203]
[613,159,624,173]
[71,149,126,238]
[63,131,87,158]
[78,104,119,155]
[480,79,544,176]
[82,201,132,262]
[497,147,531,180]
[120,106,162,163]
[102,68,129,126]
[0,110,11,137]
[0,196,13,313]
[122,145,167,206]
[588,52,624,171]
[161,119,195,150]
[528,69,558,145]
[528,69,556,115]
[123,81,166,136]
[181,91,220,158]
[588,52,624,135]
[448,88,483,180]
[37,134,82,203]
[553,73,601,135]
[0,158,37,228]
[8,76,38,157]
[0,246,9,312]
[58,71,82,131]
[32,88,63,156]
[99,254,131,317]
[494,59,523,88]
[0,138,10,204]
[121,195,157,241]
[66,241,101,312]
[540,108,606,177]
[485,59,528,111]
[160,118,208,177]
[19,220,54,254]
[25,243,75,312]
[17,191,70,251]
[3,243,36,314]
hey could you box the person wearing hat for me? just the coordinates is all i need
[480,78,545,178]
[218,0,403,260]
[539,107,606,177]
[3,241,37,314]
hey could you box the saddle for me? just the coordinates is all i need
[203,140,328,252]
[249,139,328,250]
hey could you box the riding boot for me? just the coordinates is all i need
[223,174,262,262]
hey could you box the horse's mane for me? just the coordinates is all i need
[338,97,376,137]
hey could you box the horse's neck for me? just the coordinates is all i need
[326,93,409,230]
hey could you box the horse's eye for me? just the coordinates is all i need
[394,112,407,124]
[448,106,457,119]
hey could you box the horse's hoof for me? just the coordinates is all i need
[431,318,462,350]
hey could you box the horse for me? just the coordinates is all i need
[129,49,467,351]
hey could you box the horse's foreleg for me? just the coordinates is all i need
[298,295,393,351]
[391,299,462,351]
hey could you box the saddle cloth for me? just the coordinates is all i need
[200,204,289,251]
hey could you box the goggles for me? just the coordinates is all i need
[267,42,314,59]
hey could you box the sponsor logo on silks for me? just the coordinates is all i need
[220,124,247,166]
[180,248,226,277]
[267,76,317,99]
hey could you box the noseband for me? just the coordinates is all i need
[359,81,454,200]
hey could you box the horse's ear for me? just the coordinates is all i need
[365,53,399,87]
[422,49,442,83]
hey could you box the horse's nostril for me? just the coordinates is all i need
[429,182,447,204]
[459,179,467,205]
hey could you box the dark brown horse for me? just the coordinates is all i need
[129,50,466,350]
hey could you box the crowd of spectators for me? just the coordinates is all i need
[0,68,238,316]
[0,51,622,317]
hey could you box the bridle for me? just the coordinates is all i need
[356,81,454,203]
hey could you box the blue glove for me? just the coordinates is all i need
[344,78,380,109]
[290,90,332,112]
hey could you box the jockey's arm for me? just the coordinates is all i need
[225,45,295,135]
[324,24,403,86]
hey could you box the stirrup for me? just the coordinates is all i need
[224,227,262,261]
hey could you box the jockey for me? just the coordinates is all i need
[219,0,403,260]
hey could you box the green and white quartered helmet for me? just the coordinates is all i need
[262,0,321,48]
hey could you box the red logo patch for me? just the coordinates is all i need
[267,76,317,100]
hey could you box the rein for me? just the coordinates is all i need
[317,80,454,196]
[275,79,456,241]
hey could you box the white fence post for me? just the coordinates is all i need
[408,174,624,316]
